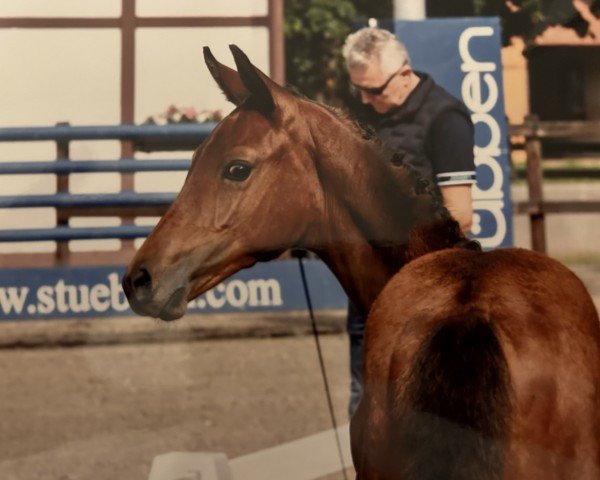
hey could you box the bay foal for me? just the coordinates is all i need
[123,46,600,479]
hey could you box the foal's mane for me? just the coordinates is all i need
[290,90,478,259]
[299,94,440,209]
[294,90,442,205]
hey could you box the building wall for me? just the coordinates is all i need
[0,0,269,255]
[501,38,529,125]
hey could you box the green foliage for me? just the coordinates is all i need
[352,0,393,19]
[284,0,356,104]
[473,0,488,14]
[428,0,587,45]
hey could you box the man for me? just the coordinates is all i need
[342,27,476,416]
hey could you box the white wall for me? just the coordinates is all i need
[0,0,121,17]
[0,0,269,254]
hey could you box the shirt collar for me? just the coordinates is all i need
[379,71,434,122]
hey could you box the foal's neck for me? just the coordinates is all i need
[301,102,464,315]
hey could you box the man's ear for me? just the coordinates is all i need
[203,46,249,106]
[229,44,276,116]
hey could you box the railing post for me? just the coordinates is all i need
[121,139,136,255]
[268,0,285,85]
[524,114,547,254]
[55,121,70,264]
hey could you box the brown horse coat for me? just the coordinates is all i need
[123,45,600,479]
[353,248,599,479]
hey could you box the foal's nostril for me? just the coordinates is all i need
[132,267,152,291]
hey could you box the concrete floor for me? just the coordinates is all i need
[511,182,600,258]
[0,335,351,480]
[1,182,598,479]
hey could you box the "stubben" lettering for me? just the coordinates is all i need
[0,275,283,318]
[459,26,507,248]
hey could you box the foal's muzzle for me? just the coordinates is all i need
[122,265,188,321]
[122,265,152,303]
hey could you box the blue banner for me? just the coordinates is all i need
[394,18,513,248]
[0,260,347,321]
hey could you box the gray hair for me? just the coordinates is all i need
[342,27,411,76]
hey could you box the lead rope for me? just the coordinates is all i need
[295,252,349,480]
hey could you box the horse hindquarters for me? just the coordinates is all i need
[390,315,512,480]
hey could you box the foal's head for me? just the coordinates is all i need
[123,46,328,319]
[122,45,434,320]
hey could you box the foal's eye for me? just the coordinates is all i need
[223,160,253,182]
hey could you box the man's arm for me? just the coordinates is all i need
[429,109,476,235]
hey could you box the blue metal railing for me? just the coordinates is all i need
[0,192,178,209]
[0,123,215,243]
[0,226,155,242]
[0,122,215,142]
[0,159,192,174]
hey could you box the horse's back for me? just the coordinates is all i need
[372,247,599,345]
[361,247,600,479]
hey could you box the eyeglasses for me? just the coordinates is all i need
[349,68,401,97]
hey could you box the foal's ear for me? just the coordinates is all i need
[203,46,250,106]
[229,44,276,117]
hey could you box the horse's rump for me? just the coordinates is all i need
[392,314,512,480]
